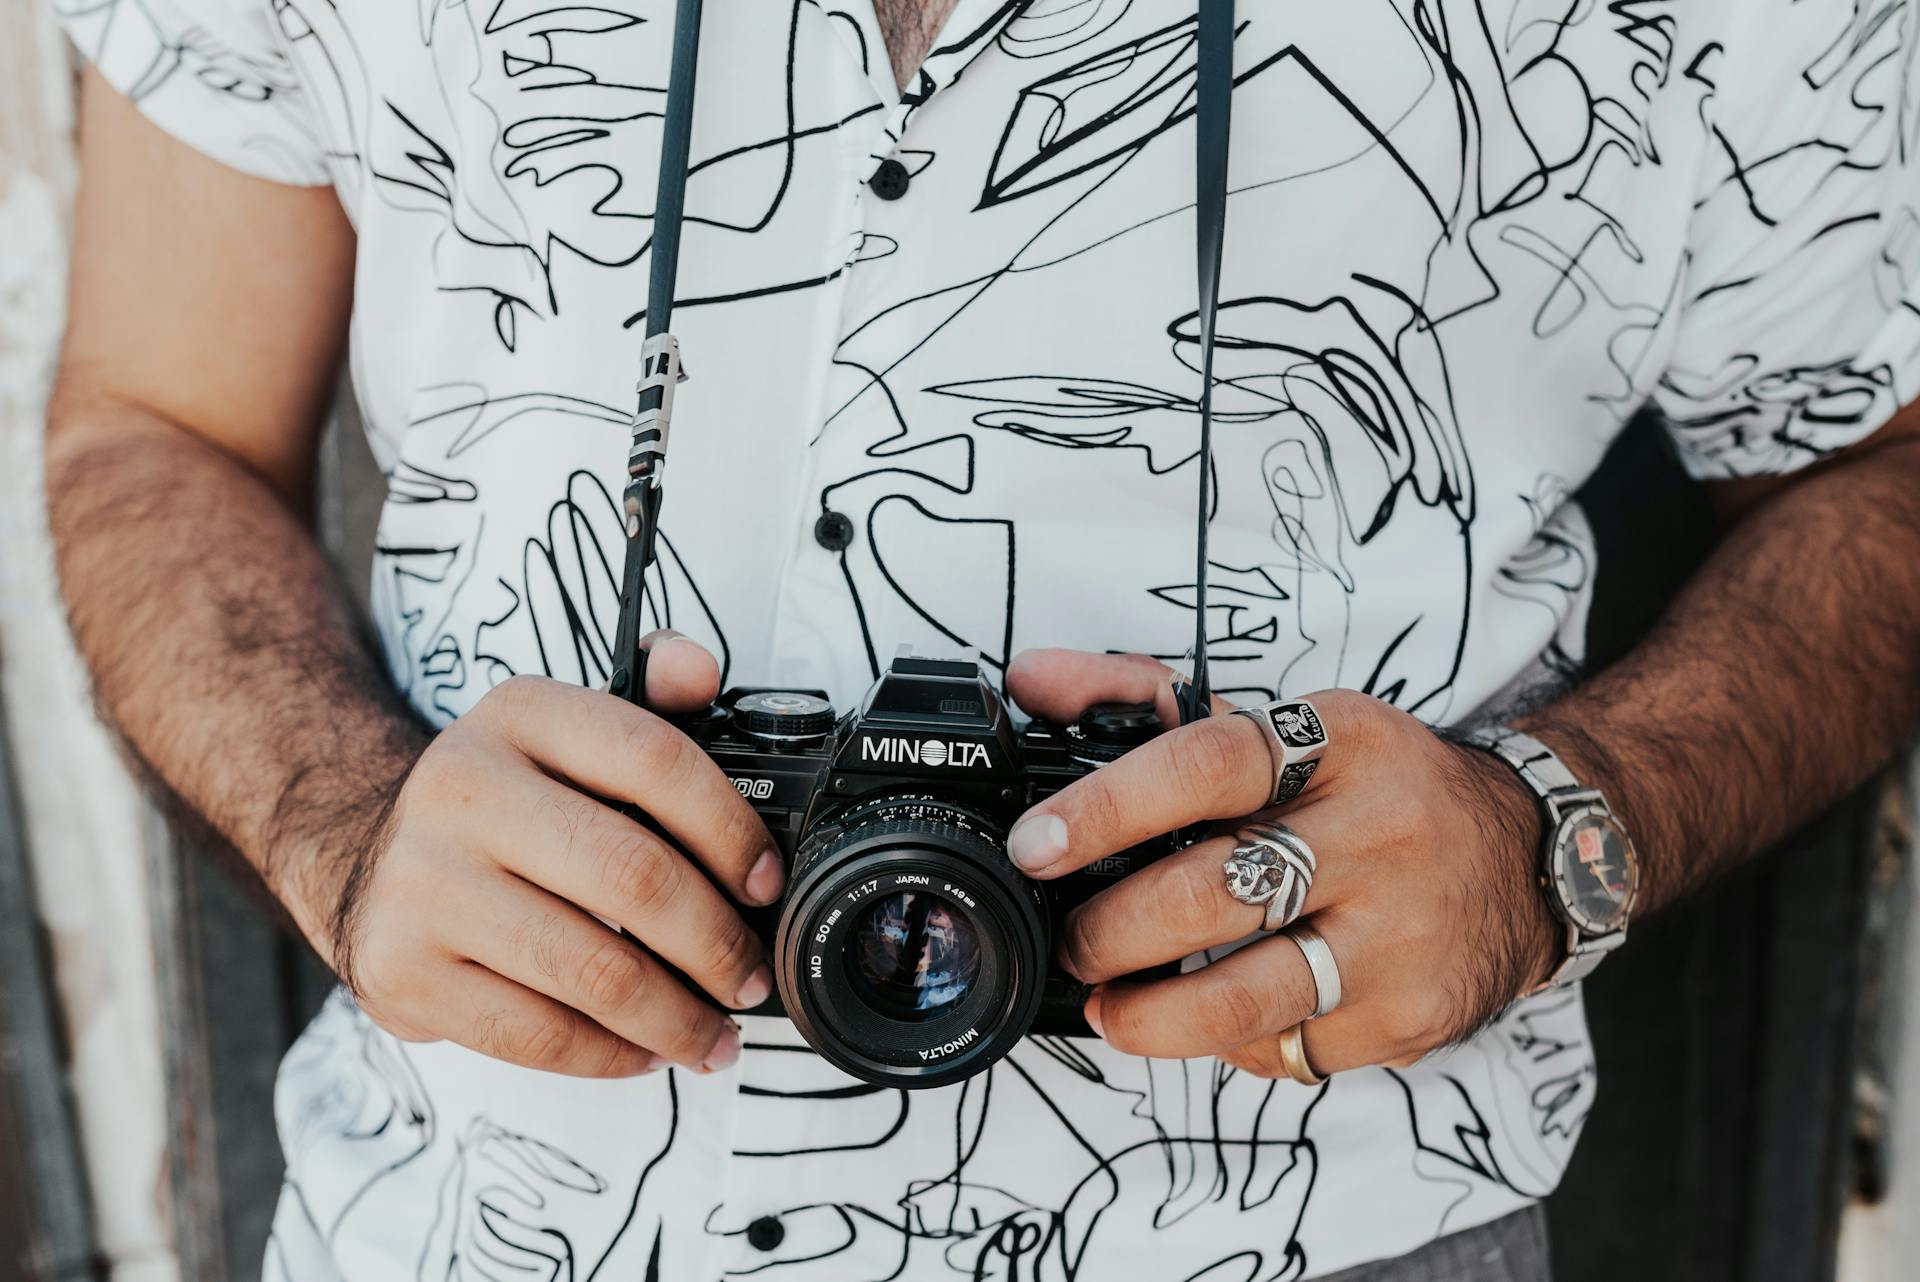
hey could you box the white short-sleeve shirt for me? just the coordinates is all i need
[56,1,1920,1278]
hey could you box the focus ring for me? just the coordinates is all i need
[794,794,1005,870]
[798,813,1037,913]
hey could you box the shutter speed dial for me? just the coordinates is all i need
[732,691,837,744]
[1065,701,1159,766]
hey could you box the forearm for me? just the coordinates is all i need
[1516,426,1920,917]
[45,384,427,959]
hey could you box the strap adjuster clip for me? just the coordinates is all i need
[628,332,688,485]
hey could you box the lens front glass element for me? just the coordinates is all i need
[846,890,981,1022]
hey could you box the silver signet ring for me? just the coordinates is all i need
[1232,698,1329,808]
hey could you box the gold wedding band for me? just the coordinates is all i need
[1276,1022,1326,1087]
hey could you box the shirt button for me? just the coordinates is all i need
[869,158,911,201]
[746,1215,786,1252]
[814,510,855,551]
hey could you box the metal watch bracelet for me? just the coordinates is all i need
[1460,725,1633,991]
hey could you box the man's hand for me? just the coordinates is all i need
[1004,649,1557,1079]
[332,632,783,1079]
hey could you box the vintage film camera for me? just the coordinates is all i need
[676,648,1173,1088]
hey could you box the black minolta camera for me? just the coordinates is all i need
[676,647,1174,1089]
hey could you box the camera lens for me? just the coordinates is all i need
[846,890,982,1022]
[773,793,1048,1089]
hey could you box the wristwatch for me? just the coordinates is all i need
[1461,725,1639,990]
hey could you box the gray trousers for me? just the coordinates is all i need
[1321,1207,1552,1282]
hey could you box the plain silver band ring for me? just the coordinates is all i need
[1286,925,1343,1018]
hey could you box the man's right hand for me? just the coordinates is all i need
[327,632,782,1078]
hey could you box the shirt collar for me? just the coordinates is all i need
[831,0,1026,159]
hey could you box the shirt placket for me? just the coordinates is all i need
[756,0,1019,697]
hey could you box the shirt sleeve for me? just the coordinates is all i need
[52,0,329,187]
[1654,2,1920,479]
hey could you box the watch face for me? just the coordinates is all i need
[1551,809,1637,934]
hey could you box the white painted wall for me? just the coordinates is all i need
[0,10,180,1282]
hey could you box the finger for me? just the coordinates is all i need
[439,960,660,1079]
[1007,648,1235,729]
[638,629,721,714]
[462,873,743,1072]
[1084,931,1319,1060]
[506,775,770,1009]
[1216,905,1441,1076]
[480,675,783,906]
[1007,708,1270,877]
[1218,1033,1306,1081]
[1249,966,1450,1076]
[1060,808,1346,983]
[1008,687,1379,878]
[1221,1025,1424,1078]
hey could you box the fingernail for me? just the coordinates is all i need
[635,1052,661,1075]
[746,849,786,905]
[636,630,682,664]
[701,1022,741,1073]
[1008,813,1069,872]
[734,965,772,1010]
[1084,989,1106,1039]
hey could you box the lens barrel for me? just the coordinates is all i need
[773,794,1047,1088]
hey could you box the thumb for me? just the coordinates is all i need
[1006,648,1235,728]
[638,629,721,714]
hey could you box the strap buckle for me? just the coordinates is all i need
[622,334,686,540]
[628,333,687,489]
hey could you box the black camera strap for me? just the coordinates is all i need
[1178,0,1234,726]
[612,0,1233,723]
[611,0,704,706]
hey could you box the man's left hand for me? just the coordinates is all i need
[1005,648,1562,1078]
